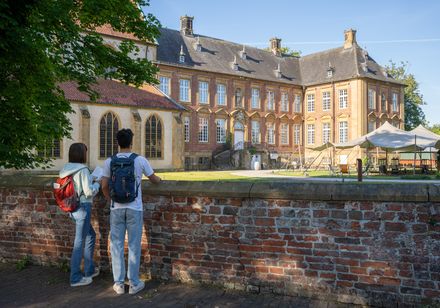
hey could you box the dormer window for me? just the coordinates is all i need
[232,55,238,71]
[327,62,334,78]
[240,45,247,60]
[179,45,185,63]
[194,36,202,52]
[275,63,282,79]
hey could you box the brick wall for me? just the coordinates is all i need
[0,176,439,306]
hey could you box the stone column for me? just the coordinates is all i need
[79,105,91,163]
[131,109,142,154]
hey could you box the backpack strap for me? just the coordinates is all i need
[128,153,140,198]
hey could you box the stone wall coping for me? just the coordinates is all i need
[1,175,439,202]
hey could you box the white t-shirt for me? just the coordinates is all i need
[102,153,154,211]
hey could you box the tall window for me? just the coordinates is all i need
[294,124,301,145]
[392,93,398,112]
[322,91,331,111]
[251,120,260,144]
[179,79,190,102]
[235,88,243,108]
[307,124,315,145]
[294,94,301,113]
[307,94,315,112]
[100,112,119,158]
[280,123,289,145]
[267,123,275,145]
[281,92,289,112]
[199,81,209,104]
[159,76,170,95]
[198,117,209,143]
[267,90,275,110]
[368,89,375,110]
[184,116,190,142]
[322,123,331,143]
[381,93,387,111]
[145,115,163,158]
[217,84,226,106]
[339,121,348,143]
[251,88,260,109]
[215,119,226,143]
[339,89,348,109]
[39,139,61,158]
[368,119,376,133]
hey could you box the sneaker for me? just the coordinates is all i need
[113,283,125,295]
[129,280,145,295]
[70,277,93,287]
[86,267,100,279]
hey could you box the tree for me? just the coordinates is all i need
[385,61,427,130]
[263,46,301,57]
[0,0,160,169]
[430,124,440,135]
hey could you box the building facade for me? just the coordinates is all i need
[153,17,404,169]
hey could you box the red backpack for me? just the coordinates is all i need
[53,168,86,212]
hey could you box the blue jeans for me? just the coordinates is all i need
[110,209,143,285]
[70,202,96,284]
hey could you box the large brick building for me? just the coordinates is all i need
[154,16,405,169]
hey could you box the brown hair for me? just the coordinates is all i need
[68,143,87,163]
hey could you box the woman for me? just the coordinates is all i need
[59,143,100,287]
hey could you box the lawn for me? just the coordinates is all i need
[156,170,263,182]
[273,170,440,180]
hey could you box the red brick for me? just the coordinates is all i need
[385,222,407,232]
[218,216,235,224]
[269,267,283,275]
[255,218,274,226]
[337,273,359,281]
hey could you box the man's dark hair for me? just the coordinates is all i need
[117,129,133,148]
[69,143,87,163]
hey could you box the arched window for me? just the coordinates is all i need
[145,115,163,158]
[100,112,119,158]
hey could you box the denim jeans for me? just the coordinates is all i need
[110,209,143,286]
[70,202,96,284]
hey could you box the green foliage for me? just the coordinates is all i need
[248,146,257,156]
[16,255,32,271]
[263,46,301,57]
[58,259,70,273]
[429,124,440,135]
[385,61,427,130]
[0,0,161,169]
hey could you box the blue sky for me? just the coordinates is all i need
[145,0,440,125]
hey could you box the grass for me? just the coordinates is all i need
[156,170,264,182]
[274,170,440,180]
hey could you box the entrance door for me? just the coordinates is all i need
[234,131,244,150]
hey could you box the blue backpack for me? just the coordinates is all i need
[109,153,139,203]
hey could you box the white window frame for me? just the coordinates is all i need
[251,120,260,144]
[294,94,301,113]
[215,119,226,143]
[184,116,190,142]
[280,123,289,145]
[294,124,301,145]
[267,90,275,110]
[179,79,190,102]
[368,89,376,110]
[307,94,315,112]
[392,93,398,112]
[281,92,289,112]
[198,117,209,143]
[322,122,331,143]
[339,121,348,143]
[368,119,376,133]
[199,81,209,104]
[251,88,260,109]
[217,84,226,106]
[159,76,170,95]
[322,91,331,111]
[339,89,348,109]
[307,124,315,145]
[267,123,275,145]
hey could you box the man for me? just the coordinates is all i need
[102,128,161,295]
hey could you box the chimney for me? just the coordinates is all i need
[270,37,282,56]
[344,29,357,49]
[180,15,194,36]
